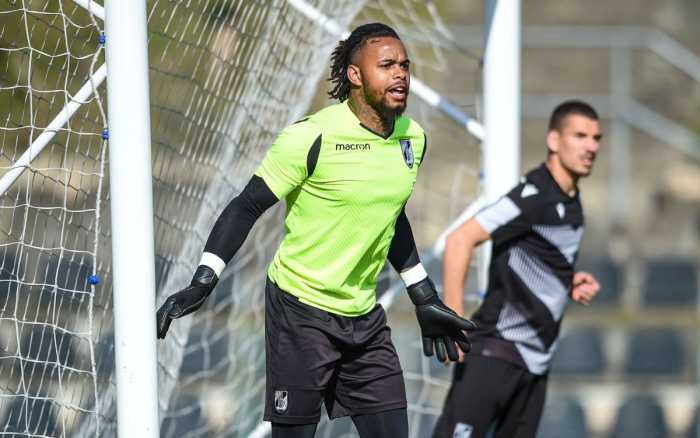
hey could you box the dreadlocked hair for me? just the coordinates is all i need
[328,22,400,102]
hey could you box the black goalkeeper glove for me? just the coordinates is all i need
[156,265,218,339]
[407,277,477,362]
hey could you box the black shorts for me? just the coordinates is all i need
[432,354,548,438]
[263,278,406,424]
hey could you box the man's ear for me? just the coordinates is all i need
[546,130,560,154]
[347,64,362,87]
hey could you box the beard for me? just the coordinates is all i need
[385,99,407,117]
[363,87,407,120]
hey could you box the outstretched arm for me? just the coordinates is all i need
[442,218,490,317]
[388,208,477,363]
[156,120,322,339]
[444,180,542,317]
[201,175,278,268]
[156,175,278,338]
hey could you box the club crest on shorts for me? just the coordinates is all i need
[453,422,473,438]
[400,139,414,168]
[274,390,288,414]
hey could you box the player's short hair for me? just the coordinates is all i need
[548,100,599,132]
[328,22,401,102]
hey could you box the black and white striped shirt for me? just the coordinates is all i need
[471,164,584,375]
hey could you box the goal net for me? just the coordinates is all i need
[0,1,483,437]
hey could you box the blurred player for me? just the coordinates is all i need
[156,23,475,438]
[433,100,602,438]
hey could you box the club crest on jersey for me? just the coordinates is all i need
[556,202,565,219]
[400,139,414,168]
[274,390,288,414]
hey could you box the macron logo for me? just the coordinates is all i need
[521,183,539,198]
[336,143,371,151]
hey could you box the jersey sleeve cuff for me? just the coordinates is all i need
[199,252,226,277]
[400,263,428,287]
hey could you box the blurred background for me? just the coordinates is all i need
[392,2,700,438]
[0,0,698,437]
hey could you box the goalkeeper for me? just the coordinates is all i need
[156,23,475,438]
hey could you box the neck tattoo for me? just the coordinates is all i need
[349,98,394,137]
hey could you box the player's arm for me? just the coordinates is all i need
[442,219,490,317]
[444,183,538,316]
[388,208,477,363]
[156,176,278,338]
[156,120,321,339]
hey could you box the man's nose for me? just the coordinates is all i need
[585,136,600,153]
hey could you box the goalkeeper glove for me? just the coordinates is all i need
[407,277,477,362]
[156,265,218,339]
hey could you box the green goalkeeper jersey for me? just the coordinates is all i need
[255,101,426,316]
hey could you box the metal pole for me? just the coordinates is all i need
[0,0,105,196]
[609,48,631,231]
[72,0,105,20]
[0,65,107,196]
[484,0,521,200]
[104,1,159,436]
[481,0,522,292]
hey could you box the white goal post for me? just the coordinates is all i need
[103,0,159,437]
